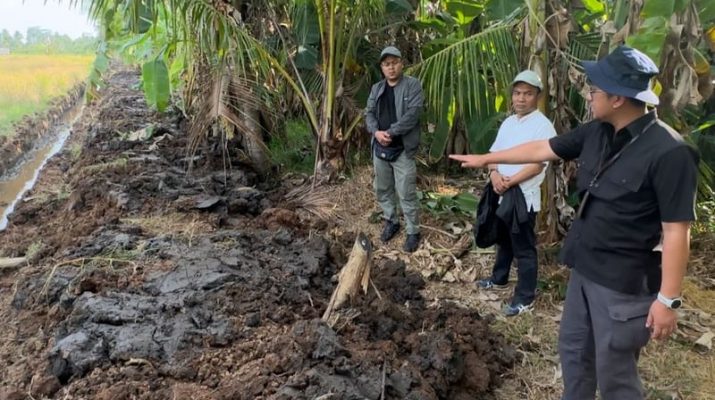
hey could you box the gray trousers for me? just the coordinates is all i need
[559,269,655,400]
[373,152,419,234]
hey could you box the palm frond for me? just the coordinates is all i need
[411,22,520,123]
[187,63,271,174]
[285,184,340,221]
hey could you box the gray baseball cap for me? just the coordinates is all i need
[512,70,543,91]
[380,46,402,61]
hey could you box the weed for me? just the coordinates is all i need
[67,143,83,161]
[82,157,128,174]
[419,190,478,218]
[268,119,315,174]
[25,240,43,261]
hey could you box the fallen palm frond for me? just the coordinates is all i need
[284,184,340,221]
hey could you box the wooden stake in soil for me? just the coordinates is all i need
[322,233,373,321]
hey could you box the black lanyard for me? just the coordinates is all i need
[576,118,658,219]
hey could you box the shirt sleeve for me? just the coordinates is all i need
[538,120,557,140]
[549,124,589,161]
[652,145,699,222]
[364,83,379,135]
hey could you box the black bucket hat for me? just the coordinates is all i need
[582,45,660,105]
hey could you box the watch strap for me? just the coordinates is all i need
[657,292,682,309]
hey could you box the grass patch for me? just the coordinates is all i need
[121,213,214,245]
[25,240,44,261]
[82,157,128,174]
[0,54,93,136]
[268,119,315,174]
[67,142,84,161]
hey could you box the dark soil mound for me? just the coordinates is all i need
[0,67,515,400]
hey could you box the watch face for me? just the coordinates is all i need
[671,299,682,309]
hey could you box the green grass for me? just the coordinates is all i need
[268,119,316,174]
[0,54,93,136]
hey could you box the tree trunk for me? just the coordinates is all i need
[322,233,373,321]
[238,102,270,175]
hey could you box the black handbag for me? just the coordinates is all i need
[374,142,404,162]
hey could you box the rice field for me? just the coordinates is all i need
[0,54,93,136]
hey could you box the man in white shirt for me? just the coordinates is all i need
[477,70,557,316]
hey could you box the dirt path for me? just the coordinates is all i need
[0,68,517,400]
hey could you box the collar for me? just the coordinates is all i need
[624,111,657,137]
[514,109,540,122]
[600,110,657,139]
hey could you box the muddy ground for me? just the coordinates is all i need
[0,68,516,399]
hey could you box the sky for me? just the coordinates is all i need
[0,0,97,39]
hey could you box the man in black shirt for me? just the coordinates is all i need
[365,46,424,252]
[450,46,698,399]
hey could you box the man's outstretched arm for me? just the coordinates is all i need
[449,139,560,168]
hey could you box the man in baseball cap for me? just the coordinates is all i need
[450,46,699,399]
[365,46,424,252]
[475,70,556,317]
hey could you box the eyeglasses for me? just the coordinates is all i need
[381,61,401,68]
[588,89,605,96]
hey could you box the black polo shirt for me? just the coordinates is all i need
[549,111,699,294]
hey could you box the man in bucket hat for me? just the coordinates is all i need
[365,46,424,252]
[476,70,556,317]
[450,46,699,399]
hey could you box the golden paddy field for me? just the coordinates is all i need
[0,54,93,136]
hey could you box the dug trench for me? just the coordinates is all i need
[0,67,516,400]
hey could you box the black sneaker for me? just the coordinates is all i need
[476,278,509,291]
[503,302,534,317]
[380,221,401,243]
[403,233,421,252]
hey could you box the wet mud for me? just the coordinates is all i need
[0,68,515,399]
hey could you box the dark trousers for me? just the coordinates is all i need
[490,211,537,305]
[559,269,654,400]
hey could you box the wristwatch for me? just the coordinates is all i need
[657,292,683,309]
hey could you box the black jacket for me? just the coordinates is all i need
[474,182,499,248]
[474,183,529,248]
[496,185,529,234]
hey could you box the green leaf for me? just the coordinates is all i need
[94,52,109,73]
[673,0,688,14]
[292,0,320,45]
[295,45,319,70]
[581,0,605,14]
[626,17,668,64]
[465,111,503,153]
[641,0,675,19]
[412,18,449,32]
[291,0,321,70]
[485,0,524,20]
[422,37,459,59]
[446,0,484,25]
[142,59,170,112]
[386,0,413,14]
[169,55,185,89]
[453,192,478,213]
[429,96,454,161]
[697,0,715,23]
